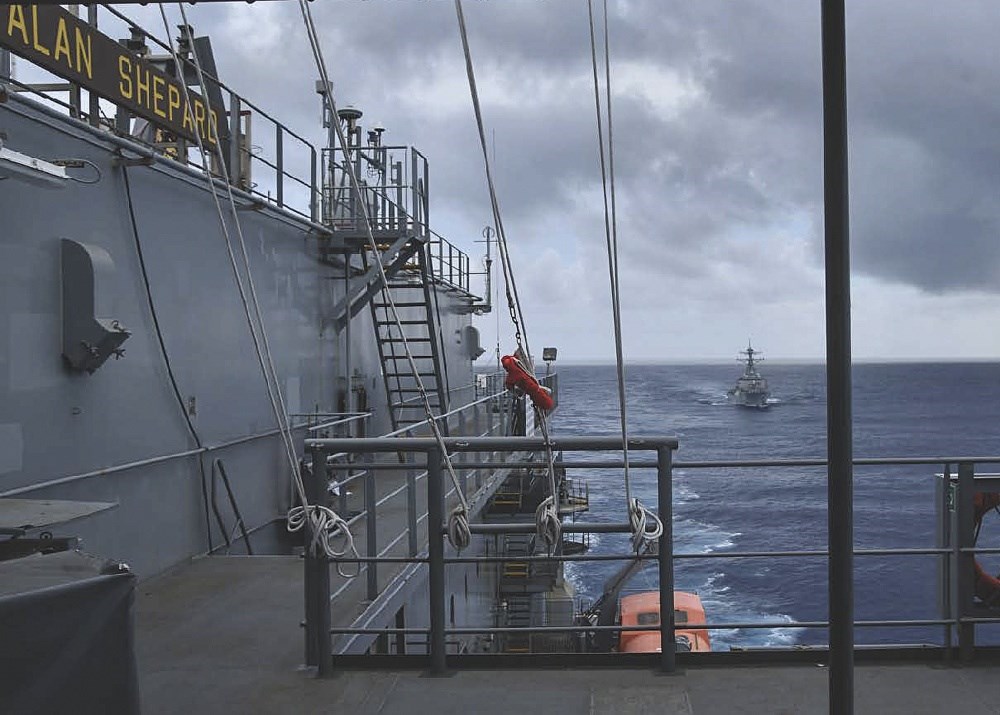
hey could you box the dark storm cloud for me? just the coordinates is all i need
[167,0,1000,295]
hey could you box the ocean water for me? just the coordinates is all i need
[552,362,1000,650]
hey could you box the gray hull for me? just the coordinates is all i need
[0,94,482,578]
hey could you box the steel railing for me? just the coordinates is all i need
[2,6,322,223]
[297,435,1000,676]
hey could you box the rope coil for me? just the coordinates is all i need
[628,498,664,552]
[535,495,562,552]
[447,505,473,551]
[287,504,360,578]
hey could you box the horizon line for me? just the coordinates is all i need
[547,357,1000,366]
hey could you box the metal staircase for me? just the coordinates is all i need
[368,244,451,433]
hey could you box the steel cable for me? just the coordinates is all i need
[454,0,560,550]
[587,0,663,550]
[297,0,471,550]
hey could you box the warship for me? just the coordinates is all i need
[727,342,770,409]
[4,3,1000,715]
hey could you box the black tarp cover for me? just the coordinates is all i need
[0,550,139,715]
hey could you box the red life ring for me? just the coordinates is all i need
[501,354,554,413]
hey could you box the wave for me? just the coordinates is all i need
[694,571,804,650]
[674,517,740,553]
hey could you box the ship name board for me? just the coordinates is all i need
[0,4,220,147]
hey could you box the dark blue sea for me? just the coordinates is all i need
[552,362,1000,650]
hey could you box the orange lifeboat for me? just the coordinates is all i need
[618,591,711,653]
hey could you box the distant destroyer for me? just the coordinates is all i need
[727,342,771,409]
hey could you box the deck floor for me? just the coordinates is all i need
[136,556,1000,714]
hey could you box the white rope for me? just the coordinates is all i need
[297,0,471,550]
[627,498,663,552]
[287,505,359,578]
[535,495,562,552]
[156,5,358,564]
[586,0,663,551]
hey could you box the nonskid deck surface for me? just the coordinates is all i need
[136,557,1000,715]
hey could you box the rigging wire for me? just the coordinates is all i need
[121,164,215,553]
[155,4,361,568]
[297,0,472,550]
[587,0,662,550]
[454,0,561,550]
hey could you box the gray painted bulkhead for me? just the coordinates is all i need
[0,95,482,578]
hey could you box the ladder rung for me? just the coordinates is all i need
[376,302,426,308]
[383,338,431,343]
[376,320,428,326]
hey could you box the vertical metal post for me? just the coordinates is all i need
[229,92,241,188]
[426,447,447,674]
[821,1,854,711]
[67,5,81,119]
[365,462,378,602]
[0,48,9,81]
[276,125,284,208]
[412,151,421,231]
[459,412,468,496]
[657,446,676,673]
[310,147,318,223]
[394,160,403,231]
[407,457,419,557]
[395,607,407,655]
[957,461,976,662]
[473,406,483,489]
[940,463,954,662]
[423,154,430,234]
[87,6,100,127]
[304,448,332,676]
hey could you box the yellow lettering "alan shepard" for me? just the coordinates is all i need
[115,54,218,147]
[4,5,92,78]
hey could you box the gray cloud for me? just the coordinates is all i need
[103,0,1000,358]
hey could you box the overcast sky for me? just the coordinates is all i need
[44,1,1000,362]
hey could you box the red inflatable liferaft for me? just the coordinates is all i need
[501,354,554,413]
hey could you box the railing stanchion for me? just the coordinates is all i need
[459,412,468,497]
[958,461,976,663]
[427,447,448,674]
[942,462,954,663]
[228,91,241,187]
[366,457,378,602]
[407,454,419,557]
[474,405,483,488]
[304,447,332,676]
[276,124,284,208]
[657,446,676,673]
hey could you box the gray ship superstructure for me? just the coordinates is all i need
[727,342,770,408]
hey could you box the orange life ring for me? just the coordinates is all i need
[501,354,554,413]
